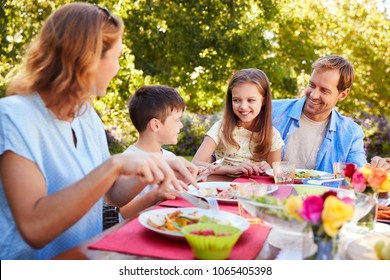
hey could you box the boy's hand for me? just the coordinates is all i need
[155,184,177,201]
[165,157,200,189]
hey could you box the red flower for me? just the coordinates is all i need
[344,163,357,178]
[322,190,337,200]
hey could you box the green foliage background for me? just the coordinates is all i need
[1,0,389,159]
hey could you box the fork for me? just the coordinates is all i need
[205,197,219,218]
[205,197,219,211]
[194,157,225,182]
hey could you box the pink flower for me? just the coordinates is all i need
[341,197,353,204]
[344,163,357,178]
[351,171,366,192]
[300,195,324,224]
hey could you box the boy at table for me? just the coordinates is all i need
[272,55,390,173]
[119,85,186,219]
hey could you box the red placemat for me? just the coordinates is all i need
[233,175,274,184]
[88,216,271,260]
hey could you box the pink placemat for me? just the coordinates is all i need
[233,176,293,199]
[233,175,274,184]
[88,216,271,260]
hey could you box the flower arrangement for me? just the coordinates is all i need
[342,164,390,230]
[285,190,354,239]
[285,190,354,259]
[343,164,390,194]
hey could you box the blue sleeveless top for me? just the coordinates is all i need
[0,93,110,259]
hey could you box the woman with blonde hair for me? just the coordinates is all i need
[0,2,198,259]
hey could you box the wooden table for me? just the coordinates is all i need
[52,175,279,260]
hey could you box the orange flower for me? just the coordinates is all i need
[367,167,388,190]
[356,165,389,193]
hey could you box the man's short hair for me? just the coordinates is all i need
[312,55,355,92]
[129,85,185,133]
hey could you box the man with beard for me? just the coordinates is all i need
[272,55,389,173]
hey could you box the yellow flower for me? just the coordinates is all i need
[285,196,304,222]
[321,196,354,238]
[358,165,372,178]
[379,174,390,192]
[358,165,389,192]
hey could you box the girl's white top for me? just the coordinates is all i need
[206,120,284,166]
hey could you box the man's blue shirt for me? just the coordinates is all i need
[272,97,367,173]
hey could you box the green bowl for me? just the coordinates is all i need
[182,223,242,260]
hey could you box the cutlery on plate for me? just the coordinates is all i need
[302,178,344,186]
[205,197,219,210]
[194,157,225,183]
[169,186,210,209]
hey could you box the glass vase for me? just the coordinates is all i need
[303,226,338,260]
[357,190,378,231]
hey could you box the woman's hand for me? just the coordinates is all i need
[119,153,183,190]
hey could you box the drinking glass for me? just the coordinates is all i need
[272,161,295,184]
[333,162,346,179]
[236,183,265,224]
[238,201,263,224]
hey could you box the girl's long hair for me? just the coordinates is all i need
[6,2,124,119]
[221,68,273,161]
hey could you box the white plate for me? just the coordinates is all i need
[187,182,278,204]
[378,218,390,224]
[265,168,334,180]
[138,207,249,239]
[346,233,390,260]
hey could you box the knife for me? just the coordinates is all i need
[169,186,210,209]
[302,178,344,188]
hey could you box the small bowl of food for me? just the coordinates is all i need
[182,223,242,260]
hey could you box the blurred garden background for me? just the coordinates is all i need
[1,0,389,159]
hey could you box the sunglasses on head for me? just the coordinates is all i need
[94,4,118,27]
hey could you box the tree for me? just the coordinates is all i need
[1,0,389,156]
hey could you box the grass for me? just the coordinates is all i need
[182,155,194,162]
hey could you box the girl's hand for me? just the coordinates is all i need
[255,161,271,173]
[225,162,257,177]
[228,161,270,177]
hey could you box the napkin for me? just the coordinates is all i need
[88,215,271,260]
